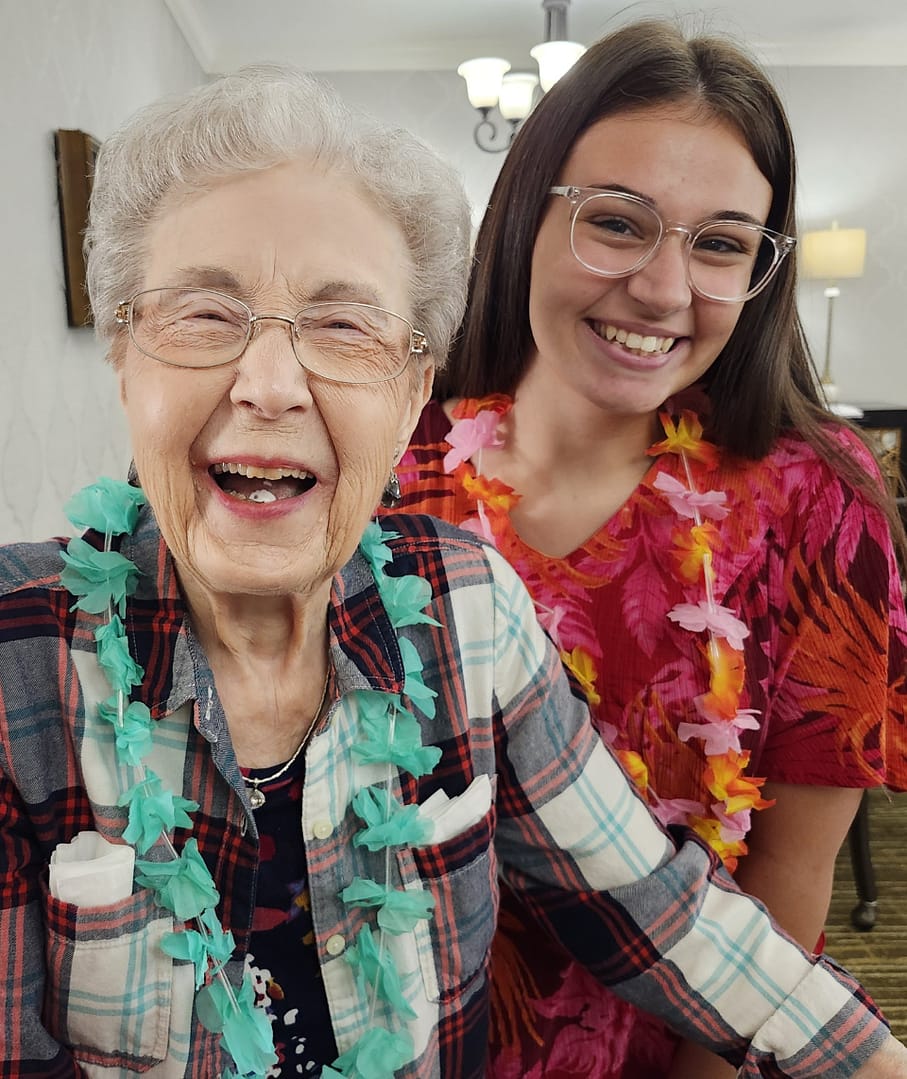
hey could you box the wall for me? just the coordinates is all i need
[776,65,907,406]
[0,0,202,543]
[1,20,905,542]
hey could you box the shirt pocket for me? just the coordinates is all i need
[395,800,497,1002]
[43,882,174,1071]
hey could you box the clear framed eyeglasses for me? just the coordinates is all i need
[548,186,796,303]
[115,288,428,384]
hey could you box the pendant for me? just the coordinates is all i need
[248,785,266,810]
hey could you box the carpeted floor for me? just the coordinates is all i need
[824,788,907,1044]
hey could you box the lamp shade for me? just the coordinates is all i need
[456,58,511,109]
[498,72,539,120]
[801,225,866,280]
[529,39,586,92]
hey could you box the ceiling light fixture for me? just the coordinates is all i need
[457,0,585,153]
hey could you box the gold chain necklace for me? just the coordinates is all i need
[243,670,330,809]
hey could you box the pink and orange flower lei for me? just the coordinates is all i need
[443,397,773,872]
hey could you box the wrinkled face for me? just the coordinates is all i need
[527,103,773,420]
[117,160,432,601]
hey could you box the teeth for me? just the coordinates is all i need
[212,463,312,481]
[595,323,675,355]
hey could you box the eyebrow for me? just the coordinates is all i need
[160,268,387,308]
[584,184,767,227]
[304,280,386,308]
[164,266,244,293]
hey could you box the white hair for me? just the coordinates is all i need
[85,64,471,364]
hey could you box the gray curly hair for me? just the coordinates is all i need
[85,64,471,365]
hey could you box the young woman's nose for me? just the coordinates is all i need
[624,233,693,315]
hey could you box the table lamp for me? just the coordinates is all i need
[801,222,866,401]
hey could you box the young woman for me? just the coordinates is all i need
[396,20,907,1079]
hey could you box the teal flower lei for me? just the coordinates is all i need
[61,478,442,1078]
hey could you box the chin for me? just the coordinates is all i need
[179,539,321,601]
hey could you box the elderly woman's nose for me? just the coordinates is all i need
[229,319,313,416]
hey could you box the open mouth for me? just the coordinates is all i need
[211,462,317,503]
[590,321,678,357]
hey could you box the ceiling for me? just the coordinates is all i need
[163,0,907,74]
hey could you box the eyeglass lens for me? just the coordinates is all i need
[127,288,415,382]
[570,193,778,301]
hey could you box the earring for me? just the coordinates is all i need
[380,469,402,509]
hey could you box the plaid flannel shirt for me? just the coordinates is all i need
[0,507,889,1078]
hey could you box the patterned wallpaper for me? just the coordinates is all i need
[2,3,906,544]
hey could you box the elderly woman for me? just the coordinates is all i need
[0,67,905,1079]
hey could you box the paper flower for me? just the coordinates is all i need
[460,471,520,514]
[95,617,144,691]
[97,694,153,765]
[615,749,649,795]
[161,906,236,988]
[451,394,512,421]
[649,795,707,828]
[647,409,718,468]
[559,646,602,707]
[64,478,147,536]
[443,410,504,471]
[671,523,719,584]
[324,1025,415,1079]
[351,786,434,851]
[711,802,752,842]
[219,974,277,1076]
[677,710,760,756]
[353,694,442,778]
[398,636,438,719]
[119,770,199,854]
[653,472,729,520]
[379,573,440,629]
[359,521,398,572]
[341,877,435,934]
[667,600,749,650]
[687,814,748,872]
[697,637,747,721]
[704,751,774,815]
[197,974,278,1075]
[135,838,220,921]
[345,926,416,1018]
[458,510,498,546]
[60,538,141,617]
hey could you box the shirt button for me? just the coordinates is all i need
[312,819,333,839]
[325,934,346,956]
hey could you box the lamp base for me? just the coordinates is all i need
[821,378,839,403]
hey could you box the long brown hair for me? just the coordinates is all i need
[439,19,906,558]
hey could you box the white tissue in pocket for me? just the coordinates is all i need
[417,774,492,845]
[49,831,135,906]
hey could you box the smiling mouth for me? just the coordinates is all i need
[211,462,316,503]
[590,321,677,356]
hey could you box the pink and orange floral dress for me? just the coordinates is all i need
[394,396,907,1079]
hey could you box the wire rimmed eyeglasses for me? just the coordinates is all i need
[548,186,796,303]
[115,288,429,385]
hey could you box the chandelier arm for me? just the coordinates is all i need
[473,116,518,153]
